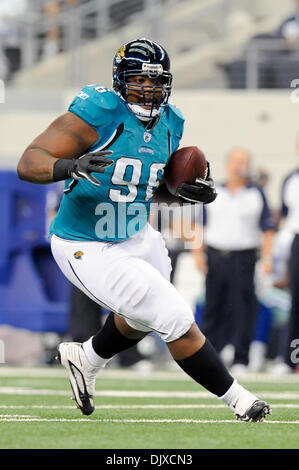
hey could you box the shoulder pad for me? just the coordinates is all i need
[69,85,120,128]
[83,85,119,110]
[167,102,185,122]
[165,103,185,153]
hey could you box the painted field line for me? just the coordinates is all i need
[0,367,299,383]
[0,415,38,418]
[0,417,299,424]
[0,404,299,410]
[0,387,299,400]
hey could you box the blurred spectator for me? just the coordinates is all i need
[223,1,299,89]
[41,0,82,60]
[193,148,276,373]
[110,0,144,29]
[275,132,299,373]
[277,0,299,45]
[255,168,270,190]
[41,1,61,60]
[0,44,8,80]
[0,0,148,79]
[69,285,104,342]
[257,224,292,373]
[0,0,28,80]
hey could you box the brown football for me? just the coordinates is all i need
[164,146,208,196]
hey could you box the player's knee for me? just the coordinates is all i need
[114,314,149,340]
[161,310,195,343]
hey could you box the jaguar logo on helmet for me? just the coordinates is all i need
[116,45,126,59]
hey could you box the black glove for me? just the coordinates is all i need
[178,161,217,204]
[53,150,114,186]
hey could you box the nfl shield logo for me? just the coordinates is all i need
[143,132,152,143]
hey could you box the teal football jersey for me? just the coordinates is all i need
[49,85,185,242]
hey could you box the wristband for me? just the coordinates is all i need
[53,159,73,182]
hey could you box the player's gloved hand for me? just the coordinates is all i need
[53,150,114,186]
[178,162,217,204]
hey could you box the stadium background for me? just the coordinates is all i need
[1,0,299,364]
[1,0,299,451]
[0,0,299,363]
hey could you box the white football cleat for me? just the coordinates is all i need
[57,342,101,415]
[231,389,271,422]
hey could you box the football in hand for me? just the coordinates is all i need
[164,146,208,196]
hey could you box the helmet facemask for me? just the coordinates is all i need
[116,70,172,119]
[112,39,173,120]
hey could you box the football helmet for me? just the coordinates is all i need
[112,38,172,119]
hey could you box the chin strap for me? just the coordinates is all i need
[127,103,160,120]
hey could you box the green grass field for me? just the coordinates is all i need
[0,366,299,449]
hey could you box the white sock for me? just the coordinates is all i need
[218,379,245,407]
[83,337,112,368]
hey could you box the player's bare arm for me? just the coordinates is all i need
[260,229,275,274]
[17,111,100,184]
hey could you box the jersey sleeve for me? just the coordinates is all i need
[171,119,184,154]
[167,103,185,154]
[68,85,118,129]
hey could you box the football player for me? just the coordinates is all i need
[17,38,270,421]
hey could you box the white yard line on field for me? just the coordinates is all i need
[0,415,38,418]
[0,387,299,400]
[0,404,299,409]
[0,417,299,424]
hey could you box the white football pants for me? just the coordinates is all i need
[51,224,194,342]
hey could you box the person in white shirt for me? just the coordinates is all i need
[193,148,275,373]
[279,133,299,373]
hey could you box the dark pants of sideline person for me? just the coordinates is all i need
[69,286,104,342]
[284,234,299,369]
[201,246,258,366]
